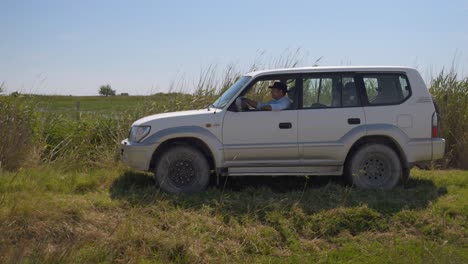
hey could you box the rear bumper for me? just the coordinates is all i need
[410,138,445,169]
[406,137,445,163]
[432,138,445,160]
[120,139,157,171]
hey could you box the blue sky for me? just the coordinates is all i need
[1,0,467,95]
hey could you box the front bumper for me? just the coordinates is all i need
[120,139,157,171]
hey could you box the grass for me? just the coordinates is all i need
[1,167,467,263]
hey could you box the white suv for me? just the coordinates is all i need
[121,66,445,193]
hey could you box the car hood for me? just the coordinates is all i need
[132,108,219,126]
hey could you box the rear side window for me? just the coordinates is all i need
[362,74,411,105]
[303,77,334,107]
[302,75,360,108]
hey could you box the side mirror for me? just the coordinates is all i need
[235,97,244,112]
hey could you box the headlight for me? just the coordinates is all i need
[129,126,151,142]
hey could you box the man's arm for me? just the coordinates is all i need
[262,97,291,111]
[260,105,272,111]
[244,98,258,108]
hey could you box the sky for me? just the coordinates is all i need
[1,0,467,95]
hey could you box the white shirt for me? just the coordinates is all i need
[256,96,292,111]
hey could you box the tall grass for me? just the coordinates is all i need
[429,70,468,169]
[192,48,312,98]
[35,92,220,171]
[0,92,219,171]
[0,97,40,171]
[40,113,127,169]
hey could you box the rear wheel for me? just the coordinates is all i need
[346,144,402,189]
[154,145,210,193]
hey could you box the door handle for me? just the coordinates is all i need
[279,122,292,129]
[348,118,361,125]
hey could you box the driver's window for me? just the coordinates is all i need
[244,80,272,103]
[243,77,297,110]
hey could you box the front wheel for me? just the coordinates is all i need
[154,145,210,193]
[346,144,402,190]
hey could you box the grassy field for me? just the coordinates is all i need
[0,167,467,263]
[34,95,150,113]
[29,93,201,115]
[1,69,467,262]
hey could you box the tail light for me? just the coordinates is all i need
[431,112,439,138]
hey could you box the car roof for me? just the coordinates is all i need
[245,66,417,77]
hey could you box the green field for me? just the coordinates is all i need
[0,167,467,263]
[35,95,150,113]
[29,93,202,115]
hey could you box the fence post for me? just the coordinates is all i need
[76,101,80,120]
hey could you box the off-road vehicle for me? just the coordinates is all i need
[121,66,445,193]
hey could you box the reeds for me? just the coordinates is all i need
[429,70,468,169]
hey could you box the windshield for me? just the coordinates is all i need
[212,76,251,109]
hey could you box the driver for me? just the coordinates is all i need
[244,82,291,111]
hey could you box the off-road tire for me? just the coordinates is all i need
[154,145,210,193]
[346,144,402,190]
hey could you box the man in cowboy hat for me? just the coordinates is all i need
[243,81,291,111]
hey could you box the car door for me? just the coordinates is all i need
[222,74,299,167]
[298,73,366,166]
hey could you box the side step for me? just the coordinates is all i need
[227,166,343,176]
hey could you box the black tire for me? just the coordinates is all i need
[154,145,210,193]
[346,144,402,190]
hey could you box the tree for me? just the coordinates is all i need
[0,81,4,94]
[99,84,116,96]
